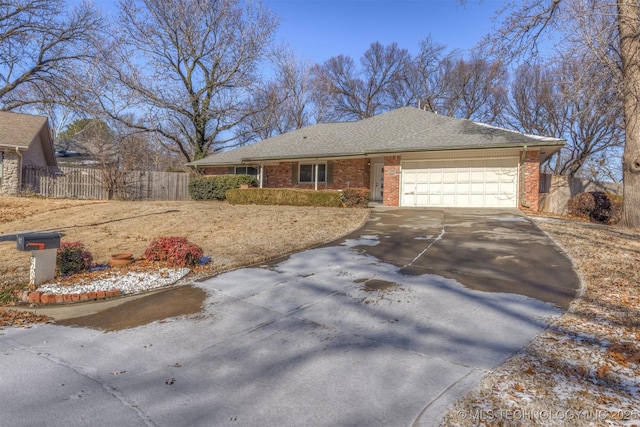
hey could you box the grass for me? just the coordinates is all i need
[0,195,369,303]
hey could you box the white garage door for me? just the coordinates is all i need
[401,158,519,207]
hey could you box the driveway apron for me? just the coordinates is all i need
[0,208,580,427]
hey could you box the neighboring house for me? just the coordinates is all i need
[0,111,58,195]
[54,144,102,167]
[188,107,565,210]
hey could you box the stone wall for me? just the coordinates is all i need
[0,149,21,195]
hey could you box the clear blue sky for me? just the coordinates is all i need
[94,0,504,63]
[262,0,504,63]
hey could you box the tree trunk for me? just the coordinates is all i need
[617,0,640,228]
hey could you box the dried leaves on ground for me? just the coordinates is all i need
[0,309,52,330]
[443,217,640,427]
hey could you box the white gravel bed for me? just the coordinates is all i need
[38,268,191,295]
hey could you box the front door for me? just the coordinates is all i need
[373,163,384,201]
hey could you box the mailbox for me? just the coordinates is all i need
[16,232,61,251]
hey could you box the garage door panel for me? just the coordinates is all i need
[401,157,519,208]
[457,171,470,181]
[456,194,470,205]
[457,183,471,193]
[485,182,500,193]
[443,194,456,205]
[417,171,429,182]
[471,182,485,193]
[442,171,457,182]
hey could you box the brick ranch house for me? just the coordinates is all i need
[188,107,565,210]
[0,111,57,195]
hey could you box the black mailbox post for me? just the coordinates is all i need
[16,232,61,251]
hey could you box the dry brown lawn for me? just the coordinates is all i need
[0,196,369,292]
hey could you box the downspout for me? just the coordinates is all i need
[15,147,23,191]
[520,146,531,209]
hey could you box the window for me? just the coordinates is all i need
[234,166,259,178]
[299,163,326,183]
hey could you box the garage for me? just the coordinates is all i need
[401,158,519,207]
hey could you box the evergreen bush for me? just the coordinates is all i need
[57,242,93,275]
[189,175,257,200]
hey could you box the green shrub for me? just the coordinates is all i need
[189,175,257,200]
[566,191,620,224]
[226,188,344,207]
[340,188,370,208]
[57,242,93,275]
[144,236,204,268]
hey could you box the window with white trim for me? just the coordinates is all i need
[299,163,326,183]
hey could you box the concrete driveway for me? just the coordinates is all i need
[0,208,579,427]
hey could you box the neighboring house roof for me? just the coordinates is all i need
[188,107,565,167]
[0,111,57,166]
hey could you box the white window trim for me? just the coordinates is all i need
[299,163,326,187]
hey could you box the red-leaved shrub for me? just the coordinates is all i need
[144,237,203,268]
[566,191,620,224]
[57,242,93,275]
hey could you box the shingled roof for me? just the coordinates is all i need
[188,107,565,166]
[0,111,57,166]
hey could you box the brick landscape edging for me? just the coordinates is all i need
[17,289,123,305]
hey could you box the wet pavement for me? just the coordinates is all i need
[1,208,580,427]
[350,208,578,309]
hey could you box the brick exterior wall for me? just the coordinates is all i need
[329,159,369,189]
[383,156,401,206]
[522,150,540,211]
[197,151,543,210]
[0,150,21,195]
[264,163,293,188]
[202,166,231,176]
[261,159,371,190]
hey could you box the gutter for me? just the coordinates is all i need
[191,142,566,166]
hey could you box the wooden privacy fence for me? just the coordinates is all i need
[539,173,622,214]
[22,166,191,201]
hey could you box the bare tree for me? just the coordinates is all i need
[238,48,316,142]
[398,40,508,124]
[0,0,102,111]
[507,57,623,176]
[93,0,278,162]
[489,0,640,227]
[312,42,411,121]
[506,61,569,138]
[439,51,508,123]
[397,37,452,112]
